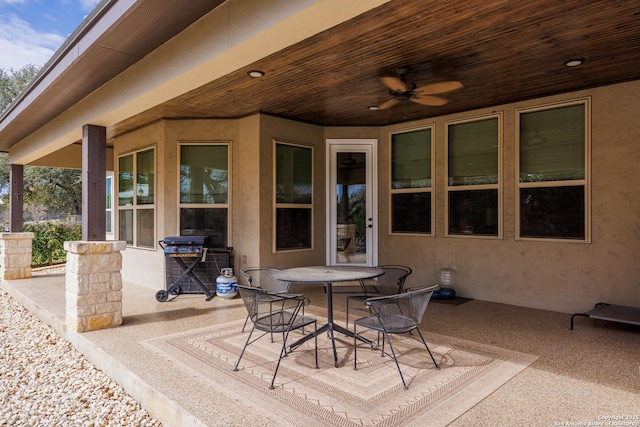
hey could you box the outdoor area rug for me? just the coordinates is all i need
[146,310,537,427]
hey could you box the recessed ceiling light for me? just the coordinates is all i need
[564,58,584,67]
[368,105,379,111]
[247,70,265,78]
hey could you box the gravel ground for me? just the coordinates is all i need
[0,289,162,427]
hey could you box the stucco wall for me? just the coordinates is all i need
[256,115,326,269]
[377,80,640,313]
[114,81,639,314]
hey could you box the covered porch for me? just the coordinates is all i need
[2,271,638,426]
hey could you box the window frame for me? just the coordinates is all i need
[445,113,503,239]
[177,141,231,247]
[117,146,156,249]
[389,125,435,236]
[273,139,314,253]
[515,98,591,243]
[106,173,113,237]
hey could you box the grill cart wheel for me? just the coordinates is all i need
[156,289,169,302]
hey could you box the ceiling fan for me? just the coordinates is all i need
[377,67,463,110]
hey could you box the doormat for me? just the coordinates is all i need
[146,310,537,427]
[432,297,473,306]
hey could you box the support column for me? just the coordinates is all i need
[64,240,126,333]
[9,164,23,232]
[0,232,34,279]
[82,124,107,241]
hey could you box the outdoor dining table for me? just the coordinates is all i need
[274,265,384,367]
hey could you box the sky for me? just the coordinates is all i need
[0,0,100,71]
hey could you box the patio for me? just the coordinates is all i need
[1,271,638,426]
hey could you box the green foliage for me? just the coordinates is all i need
[24,221,82,267]
[23,165,82,220]
[0,64,40,113]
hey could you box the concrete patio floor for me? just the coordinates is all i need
[2,272,639,426]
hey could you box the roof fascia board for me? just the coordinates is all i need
[9,0,391,164]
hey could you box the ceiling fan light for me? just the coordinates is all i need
[368,105,379,111]
[564,58,584,67]
[247,70,265,78]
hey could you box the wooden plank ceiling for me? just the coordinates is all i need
[110,0,640,137]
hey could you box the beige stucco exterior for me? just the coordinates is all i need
[112,79,639,314]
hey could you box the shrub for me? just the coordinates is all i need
[24,221,82,267]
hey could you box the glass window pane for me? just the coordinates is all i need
[391,129,431,189]
[448,190,498,236]
[391,192,431,234]
[180,145,228,204]
[118,155,133,206]
[180,208,228,247]
[136,209,154,248]
[520,104,585,182]
[276,208,311,250]
[520,186,585,239]
[448,118,498,185]
[276,144,312,204]
[106,176,112,209]
[119,210,133,244]
[136,148,155,205]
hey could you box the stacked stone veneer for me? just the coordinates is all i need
[0,232,34,280]
[64,241,126,333]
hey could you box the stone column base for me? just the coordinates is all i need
[64,240,127,333]
[0,232,34,280]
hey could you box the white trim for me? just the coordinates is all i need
[272,139,314,253]
[326,139,378,266]
[388,125,436,237]
[177,141,232,246]
[515,97,591,243]
[444,113,503,239]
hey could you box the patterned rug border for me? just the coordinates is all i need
[144,310,537,427]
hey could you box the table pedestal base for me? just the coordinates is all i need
[289,321,373,367]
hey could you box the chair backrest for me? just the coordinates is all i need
[373,265,412,294]
[236,285,306,332]
[366,286,436,325]
[240,267,289,293]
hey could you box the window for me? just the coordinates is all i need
[274,142,312,251]
[179,143,229,248]
[106,174,113,235]
[517,100,590,241]
[446,116,501,237]
[118,148,155,248]
[390,127,433,234]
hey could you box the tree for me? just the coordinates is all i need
[1,64,40,112]
[1,65,82,223]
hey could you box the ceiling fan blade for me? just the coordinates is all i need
[381,76,409,92]
[377,98,399,110]
[414,81,463,95]
[411,95,449,106]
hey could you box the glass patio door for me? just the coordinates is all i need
[327,139,377,266]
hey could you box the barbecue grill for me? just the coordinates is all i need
[156,236,233,302]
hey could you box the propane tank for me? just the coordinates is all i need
[216,268,238,299]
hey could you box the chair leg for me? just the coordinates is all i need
[415,328,440,369]
[313,322,318,369]
[269,328,292,389]
[353,323,358,371]
[234,325,256,371]
[346,299,350,331]
[241,314,250,332]
[381,330,408,390]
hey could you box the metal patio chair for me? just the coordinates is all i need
[233,285,318,389]
[345,265,412,329]
[353,286,439,389]
[240,267,290,334]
